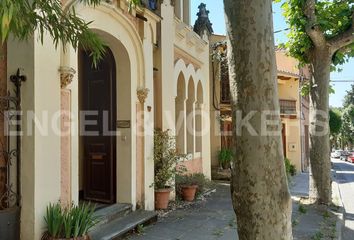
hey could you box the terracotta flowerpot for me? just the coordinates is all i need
[181,185,198,202]
[155,188,172,209]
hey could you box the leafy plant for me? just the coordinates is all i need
[175,173,213,197]
[298,204,307,214]
[218,148,233,169]
[284,158,296,177]
[153,129,184,190]
[0,0,106,64]
[127,0,142,12]
[44,202,99,238]
[44,203,63,238]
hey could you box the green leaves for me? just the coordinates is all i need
[0,0,105,63]
[44,202,99,238]
[127,0,142,12]
[329,108,342,135]
[282,0,354,67]
[1,1,13,43]
[154,129,185,190]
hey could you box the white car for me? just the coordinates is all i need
[331,150,343,158]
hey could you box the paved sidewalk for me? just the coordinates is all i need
[125,173,341,240]
[125,183,237,240]
[290,172,309,198]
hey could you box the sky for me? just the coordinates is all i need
[191,0,354,108]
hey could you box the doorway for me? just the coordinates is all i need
[79,48,117,204]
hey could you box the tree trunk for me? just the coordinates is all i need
[309,48,332,204]
[224,0,292,239]
[0,43,7,208]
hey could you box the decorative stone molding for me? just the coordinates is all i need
[137,88,149,104]
[59,66,76,89]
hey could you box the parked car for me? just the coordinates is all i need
[340,151,351,161]
[347,152,354,163]
[331,150,343,158]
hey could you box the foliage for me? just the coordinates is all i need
[0,0,106,63]
[175,173,213,197]
[281,0,354,69]
[211,41,227,63]
[127,0,142,12]
[218,148,233,169]
[153,129,183,190]
[44,202,98,238]
[329,108,342,135]
[343,84,354,108]
[341,104,354,146]
[285,158,296,177]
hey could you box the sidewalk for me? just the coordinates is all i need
[124,173,342,240]
[290,172,341,240]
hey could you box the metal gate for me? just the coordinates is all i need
[0,69,25,240]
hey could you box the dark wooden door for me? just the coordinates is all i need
[81,48,116,203]
[282,123,287,158]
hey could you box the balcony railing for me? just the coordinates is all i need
[280,99,297,115]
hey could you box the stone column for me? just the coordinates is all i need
[195,102,203,153]
[136,88,148,208]
[175,97,187,154]
[59,66,75,205]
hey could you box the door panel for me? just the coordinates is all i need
[81,48,117,203]
[282,123,287,158]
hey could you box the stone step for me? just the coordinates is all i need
[89,210,157,240]
[93,203,132,228]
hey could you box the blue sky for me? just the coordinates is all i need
[191,0,354,108]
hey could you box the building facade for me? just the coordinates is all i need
[2,0,212,238]
[209,36,310,174]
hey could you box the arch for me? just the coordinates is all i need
[74,2,145,88]
[173,59,207,102]
[175,74,186,154]
[186,78,195,154]
[73,3,143,208]
[195,81,204,153]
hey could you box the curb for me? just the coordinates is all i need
[332,169,345,240]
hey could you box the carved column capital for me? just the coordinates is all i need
[137,88,149,104]
[59,66,76,89]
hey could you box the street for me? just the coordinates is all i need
[332,158,354,239]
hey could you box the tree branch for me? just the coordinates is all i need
[303,0,327,48]
[328,11,354,53]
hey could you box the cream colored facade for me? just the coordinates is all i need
[5,0,212,238]
[209,35,310,174]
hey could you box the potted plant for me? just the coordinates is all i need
[176,173,212,202]
[218,148,233,169]
[153,129,181,209]
[43,202,98,240]
[175,174,198,202]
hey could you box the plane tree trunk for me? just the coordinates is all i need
[308,48,332,204]
[224,0,293,239]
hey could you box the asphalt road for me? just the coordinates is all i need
[332,158,354,240]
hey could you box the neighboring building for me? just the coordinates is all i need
[209,35,310,174]
[2,0,212,238]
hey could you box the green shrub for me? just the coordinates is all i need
[284,158,297,177]
[154,129,184,190]
[44,202,98,238]
[175,173,213,197]
[218,148,233,169]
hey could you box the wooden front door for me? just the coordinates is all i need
[81,48,117,203]
[282,123,287,158]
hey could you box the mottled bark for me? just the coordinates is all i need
[308,48,332,204]
[0,43,7,207]
[224,0,292,239]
